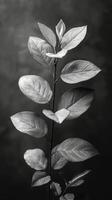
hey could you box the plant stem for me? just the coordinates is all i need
[50,61,57,156]
[61,184,69,196]
[49,61,57,199]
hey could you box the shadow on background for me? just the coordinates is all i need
[0,0,112,199]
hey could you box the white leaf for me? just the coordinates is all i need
[57,138,99,162]
[28,36,54,67]
[70,179,84,187]
[58,88,94,120]
[64,193,75,200]
[60,196,65,200]
[60,193,75,200]
[50,182,62,196]
[51,146,68,169]
[61,60,101,84]
[69,170,91,187]
[38,22,56,48]
[19,75,52,104]
[32,171,51,187]
[69,170,90,184]
[24,149,47,170]
[52,153,68,170]
[42,108,70,124]
[11,111,47,138]
[46,49,67,58]
[61,26,87,51]
[56,19,66,41]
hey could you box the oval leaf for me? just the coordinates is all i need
[60,193,75,200]
[56,19,66,41]
[61,60,101,84]
[42,108,70,124]
[61,26,87,51]
[38,22,56,48]
[70,179,84,187]
[24,148,47,170]
[52,145,68,169]
[19,75,52,104]
[64,193,75,200]
[32,171,51,187]
[50,182,62,196]
[57,138,99,162]
[58,88,94,119]
[11,111,48,138]
[68,170,91,187]
[28,36,54,67]
[51,146,68,170]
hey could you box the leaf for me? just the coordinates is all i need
[38,22,56,48]
[58,88,94,119]
[50,182,62,196]
[60,196,65,200]
[46,49,67,58]
[24,148,47,170]
[19,75,52,104]
[11,111,48,138]
[61,60,101,84]
[46,26,87,58]
[28,36,54,67]
[32,171,51,187]
[56,19,66,41]
[64,193,75,200]
[68,170,91,187]
[69,179,84,187]
[42,108,70,123]
[51,145,68,169]
[52,153,68,170]
[57,138,99,162]
[60,193,75,200]
[61,26,87,51]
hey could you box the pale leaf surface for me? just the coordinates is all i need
[19,75,52,104]
[42,108,70,123]
[24,148,47,170]
[28,36,54,67]
[32,171,51,187]
[38,22,56,48]
[61,60,101,84]
[61,26,87,51]
[70,179,84,187]
[46,49,67,58]
[69,170,91,186]
[57,138,99,162]
[56,19,66,41]
[51,150,68,170]
[11,111,47,138]
[50,182,62,196]
[64,193,75,200]
[58,88,94,119]
[60,193,75,200]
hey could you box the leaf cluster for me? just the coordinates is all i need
[10,19,101,200]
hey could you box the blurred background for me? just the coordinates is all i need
[0,0,112,199]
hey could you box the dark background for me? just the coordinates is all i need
[0,0,112,199]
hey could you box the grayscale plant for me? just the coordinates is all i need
[11,19,101,200]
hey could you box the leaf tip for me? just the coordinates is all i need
[28,36,34,44]
[18,75,26,91]
[38,22,42,27]
[10,114,15,124]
